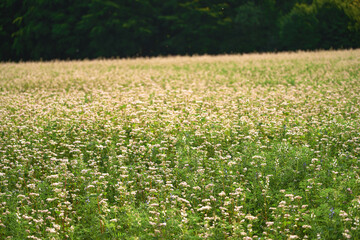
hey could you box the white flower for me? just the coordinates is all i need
[197,205,212,211]
[179,182,190,187]
[302,225,312,229]
[266,221,274,227]
[245,214,257,221]
[218,191,226,197]
[339,211,348,217]
[46,228,56,233]
[289,235,298,239]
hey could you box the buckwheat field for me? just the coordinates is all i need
[0,49,359,240]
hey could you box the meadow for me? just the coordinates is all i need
[0,49,359,239]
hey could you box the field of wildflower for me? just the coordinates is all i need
[0,49,359,239]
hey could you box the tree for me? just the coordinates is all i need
[280,3,320,50]
[1,0,359,61]
[0,0,25,60]
[10,0,87,60]
[314,0,357,49]
[229,1,277,52]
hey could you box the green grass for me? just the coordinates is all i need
[0,50,359,239]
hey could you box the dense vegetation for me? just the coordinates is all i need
[0,50,359,239]
[1,0,359,61]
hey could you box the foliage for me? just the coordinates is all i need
[0,0,359,61]
[280,0,360,51]
[280,3,320,50]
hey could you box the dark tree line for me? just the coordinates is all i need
[1,0,359,61]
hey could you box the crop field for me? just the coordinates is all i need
[0,49,359,239]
